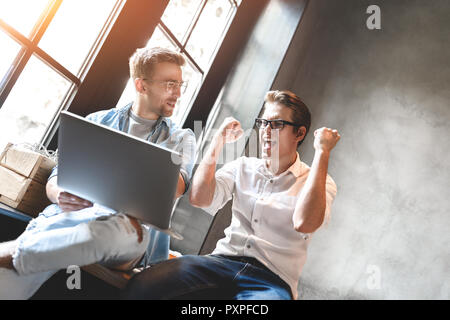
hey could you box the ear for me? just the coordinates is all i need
[135,78,145,94]
[296,126,306,143]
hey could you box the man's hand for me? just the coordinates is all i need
[214,117,244,145]
[313,127,341,153]
[46,176,93,212]
[56,190,93,212]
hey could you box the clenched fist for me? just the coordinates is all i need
[215,117,244,144]
[313,127,341,153]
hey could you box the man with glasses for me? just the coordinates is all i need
[0,47,196,299]
[123,90,339,300]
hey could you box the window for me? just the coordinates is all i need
[116,0,241,126]
[0,0,123,151]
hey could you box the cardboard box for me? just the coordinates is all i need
[0,143,55,216]
[0,143,56,184]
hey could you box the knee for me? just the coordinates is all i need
[121,259,176,299]
[88,214,147,248]
[122,255,201,300]
[87,216,149,262]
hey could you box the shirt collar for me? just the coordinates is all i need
[258,152,303,178]
[121,102,170,129]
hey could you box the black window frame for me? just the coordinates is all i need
[1,0,267,150]
[0,0,127,146]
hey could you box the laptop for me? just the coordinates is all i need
[57,111,183,239]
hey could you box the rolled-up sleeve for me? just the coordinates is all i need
[47,165,58,181]
[202,158,240,216]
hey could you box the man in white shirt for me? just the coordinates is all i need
[123,90,340,300]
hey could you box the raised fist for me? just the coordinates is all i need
[216,117,244,144]
[313,127,341,153]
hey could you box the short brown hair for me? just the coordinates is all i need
[129,47,185,80]
[264,90,311,147]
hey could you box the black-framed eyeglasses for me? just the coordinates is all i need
[254,118,301,130]
[143,79,188,93]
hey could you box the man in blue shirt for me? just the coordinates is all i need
[0,47,196,299]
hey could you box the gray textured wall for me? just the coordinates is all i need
[273,0,450,299]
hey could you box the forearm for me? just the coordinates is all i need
[293,149,329,233]
[189,136,224,207]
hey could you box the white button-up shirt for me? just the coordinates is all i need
[204,153,337,299]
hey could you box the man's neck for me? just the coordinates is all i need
[265,152,297,176]
[131,100,159,120]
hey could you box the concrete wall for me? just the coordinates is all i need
[273,0,450,299]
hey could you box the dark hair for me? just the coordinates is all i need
[264,90,311,147]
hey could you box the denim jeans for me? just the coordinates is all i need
[122,254,293,300]
[0,204,151,299]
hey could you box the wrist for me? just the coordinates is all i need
[314,148,331,158]
[211,134,225,151]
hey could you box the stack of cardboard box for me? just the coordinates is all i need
[0,143,56,216]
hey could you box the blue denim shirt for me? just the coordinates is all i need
[43,103,197,265]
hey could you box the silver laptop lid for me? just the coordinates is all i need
[57,111,182,237]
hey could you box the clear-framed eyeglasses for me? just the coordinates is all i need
[143,79,188,93]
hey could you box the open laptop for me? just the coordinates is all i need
[57,111,183,239]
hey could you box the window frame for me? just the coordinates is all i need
[1,0,266,150]
[0,0,127,146]
[121,0,241,127]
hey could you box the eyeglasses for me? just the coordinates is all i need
[254,118,301,130]
[143,79,188,93]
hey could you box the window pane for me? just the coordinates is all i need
[161,0,203,43]
[38,0,117,75]
[0,55,71,151]
[186,0,233,69]
[146,25,178,51]
[0,0,49,37]
[0,30,21,87]
[115,79,133,109]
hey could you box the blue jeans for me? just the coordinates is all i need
[122,254,293,300]
[0,204,166,299]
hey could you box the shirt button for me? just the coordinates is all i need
[246,245,251,249]
[254,219,258,223]
[269,179,273,183]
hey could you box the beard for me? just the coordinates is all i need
[160,98,177,117]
